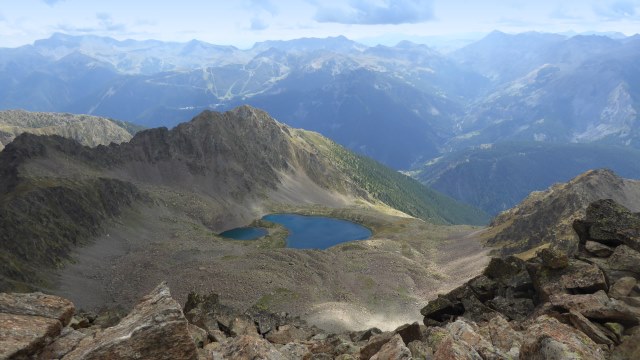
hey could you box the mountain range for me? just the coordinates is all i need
[1,31,639,215]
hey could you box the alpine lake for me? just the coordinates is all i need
[219,214,372,250]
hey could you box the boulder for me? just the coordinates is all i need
[350,327,382,343]
[606,245,640,281]
[394,322,422,344]
[483,257,526,281]
[229,315,259,337]
[370,334,410,360]
[215,335,285,360]
[0,292,75,359]
[432,334,482,360]
[566,310,614,345]
[407,340,432,359]
[530,259,607,302]
[265,324,312,345]
[477,314,521,355]
[550,290,640,327]
[585,241,614,257]
[279,342,312,360]
[37,328,87,360]
[610,328,640,360]
[188,323,209,348]
[468,275,497,301]
[520,315,605,360]
[63,282,198,360]
[560,261,608,293]
[610,277,638,299]
[486,296,534,321]
[420,295,463,324]
[359,332,393,360]
[445,318,510,359]
[585,199,640,251]
[0,313,63,359]
[538,248,569,269]
[0,292,75,326]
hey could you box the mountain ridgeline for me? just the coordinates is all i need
[4,32,639,171]
[0,106,487,292]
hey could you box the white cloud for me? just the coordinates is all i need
[313,0,435,25]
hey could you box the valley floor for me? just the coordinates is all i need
[50,204,489,332]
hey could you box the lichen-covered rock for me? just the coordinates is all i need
[407,340,432,359]
[610,277,638,299]
[37,328,87,360]
[530,259,607,302]
[477,314,521,355]
[0,292,75,359]
[538,248,569,269]
[214,334,285,359]
[432,334,482,360]
[0,313,63,359]
[370,334,410,360]
[279,342,312,360]
[62,283,197,360]
[585,241,614,257]
[550,290,640,326]
[521,315,606,360]
[0,292,75,326]
[265,324,312,345]
[359,332,393,360]
[566,310,614,345]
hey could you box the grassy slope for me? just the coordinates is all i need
[299,130,490,225]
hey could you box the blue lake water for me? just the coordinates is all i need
[219,214,372,249]
[219,227,268,240]
[262,214,371,249]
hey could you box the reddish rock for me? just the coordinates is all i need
[550,290,640,326]
[370,334,410,360]
[0,313,63,359]
[37,328,87,360]
[359,332,393,360]
[432,334,482,360]
[567,310,614,345]
[521,315,605,360]
[0,291,75,359]
[477,314,522,354]
[0,292,75,326]
[215,335,285,359]
[63,283,198,360]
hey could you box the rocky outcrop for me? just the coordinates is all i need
[421,198,640,359]
[484,169,640,255]
[0,293,74,359]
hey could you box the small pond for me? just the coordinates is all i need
[219,214,371,249]
[218,227,268,240]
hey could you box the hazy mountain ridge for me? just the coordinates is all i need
[412,142,640,215]
[0,110,139,151]
[1,31,639,170]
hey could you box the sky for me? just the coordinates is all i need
[0,0,639,48]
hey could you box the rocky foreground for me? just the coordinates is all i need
[2,198,640,359]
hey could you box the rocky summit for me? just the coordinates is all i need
[2,197,640,359]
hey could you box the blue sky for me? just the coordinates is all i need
[0,0,638,47]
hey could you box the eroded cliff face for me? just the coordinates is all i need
[484,168,640,255]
